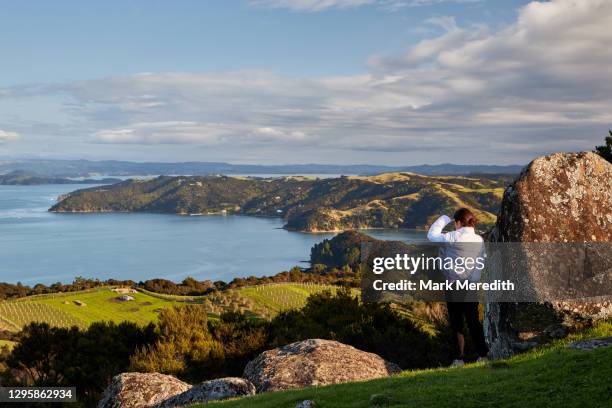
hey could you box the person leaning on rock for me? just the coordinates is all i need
[427,208,489,366]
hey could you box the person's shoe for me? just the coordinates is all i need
[451,359,465,367]
[477,356,488,363]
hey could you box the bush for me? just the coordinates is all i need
[2,321,155,405]
[269,288,452,369]
[130,305,224,382]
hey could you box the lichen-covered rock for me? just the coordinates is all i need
[155,377,255,407]
[485,152,612,358]
[243,339,401,392]
[491,151,611,243]
[98,373,190,408]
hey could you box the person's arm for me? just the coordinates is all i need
[427,215,452,242]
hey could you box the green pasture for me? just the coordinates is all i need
[0,283,345,331]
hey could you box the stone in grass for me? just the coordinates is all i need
[370,394,392,408]
[295,400,317,408]
[567,337,612,351]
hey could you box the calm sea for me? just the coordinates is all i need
[0,184,427,285]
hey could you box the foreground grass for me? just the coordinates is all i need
[203,322,612,408]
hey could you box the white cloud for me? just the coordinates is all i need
[0,129,20,142]
[1,0,611,164]
[93,122,232,144]
[424,15,458,32]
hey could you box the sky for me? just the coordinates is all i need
[0,0,610,165]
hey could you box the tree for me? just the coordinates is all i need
[130,305,224,382]
[594,130,612,163]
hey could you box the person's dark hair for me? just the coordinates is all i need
[453,208,477,227]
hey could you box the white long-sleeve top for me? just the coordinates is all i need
[427,215,485,282]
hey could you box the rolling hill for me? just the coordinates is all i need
[49,173,507,232]
[0,283,343,332]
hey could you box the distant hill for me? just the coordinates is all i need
[0,170,121,185]
[50,173,507,232]
[0,159,524,177]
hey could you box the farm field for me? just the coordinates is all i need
[236,283,346,315]
[0,288,180,330]
[0,283,344,331]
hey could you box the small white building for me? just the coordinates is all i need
[116,295,135,302]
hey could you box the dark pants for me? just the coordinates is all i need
[447,301,488,358]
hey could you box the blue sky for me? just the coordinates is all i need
[1,0,525,83]
[0,0,610,165]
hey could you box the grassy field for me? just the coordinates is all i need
[235,283,344,315]
[0,302,87,329]
[204,321,612,408]
[0,283,343,331]
[0,288,180,330]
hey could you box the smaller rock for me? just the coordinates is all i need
[295,400,317,408]
[155,377,255,407]
[98,373,191,408]
[567,337,612,350]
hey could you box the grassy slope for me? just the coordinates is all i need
[236,284,343,314]
[0,284,342,331]
[34,289,178,326]
[0,288,180,329]
[204,322,612,408]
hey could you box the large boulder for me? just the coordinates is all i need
[155,377,255,407]
[485,152,612,358]
[243,339,401,392]
[98,373,190,408]
[490,151,611,243]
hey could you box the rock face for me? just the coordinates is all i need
[243,339,401,392]
[485,152,612,358]
[98,373,190,408]
[491,152,611,243]
[155,377,255,407]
